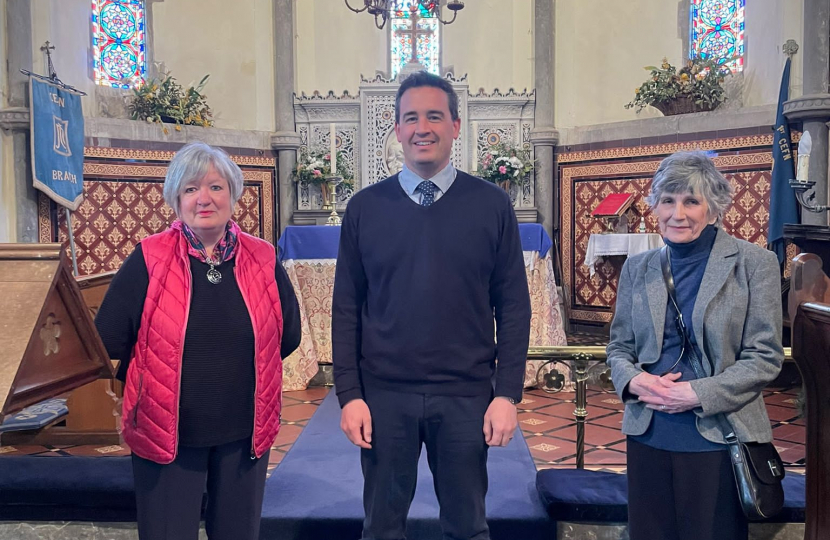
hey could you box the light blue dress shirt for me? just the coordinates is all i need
[398,162,457,205]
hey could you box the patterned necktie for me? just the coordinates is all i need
[417,180,437,207]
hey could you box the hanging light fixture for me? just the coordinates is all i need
[344,0,464,30]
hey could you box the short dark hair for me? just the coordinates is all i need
[395,71,459,123]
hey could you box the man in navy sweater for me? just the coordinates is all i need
[332,71,532,540]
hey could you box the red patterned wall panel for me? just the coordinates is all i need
[560,149,776,325]
[39,156,275,277]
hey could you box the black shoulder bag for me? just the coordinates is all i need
[659,246,785,521]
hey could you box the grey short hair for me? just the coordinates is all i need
[163,142,244,215]
[647,151,734,221]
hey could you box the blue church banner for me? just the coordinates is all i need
[29,77,85,210]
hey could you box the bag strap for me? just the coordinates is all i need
[658,246,739,443]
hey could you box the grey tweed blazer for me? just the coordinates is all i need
[606,228,784,444]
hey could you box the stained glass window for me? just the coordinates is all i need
[92,0,146,89]
[390,1,440,79]
[691,0,744,72]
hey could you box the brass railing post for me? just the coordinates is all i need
[572,352,592,469]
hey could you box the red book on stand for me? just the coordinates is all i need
[591,193,634,218]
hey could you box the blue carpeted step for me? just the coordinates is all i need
[536,468,806,524]
[260,391,553,540]
[0,455,137,522]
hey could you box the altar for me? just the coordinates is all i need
[278,223,568,391]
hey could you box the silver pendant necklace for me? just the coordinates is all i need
[206,256,222,284]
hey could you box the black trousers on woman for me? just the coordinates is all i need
[626,438,748,540]
[131,437,270,540]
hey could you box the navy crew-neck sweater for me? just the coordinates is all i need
[332,171,532,407]
[631,223,722,452]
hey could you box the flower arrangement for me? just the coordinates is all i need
[625,57,732,115]
[128,72,214,131]
[477,143,535,191]
[292,149,354,187]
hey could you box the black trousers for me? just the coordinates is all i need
[626,438,748,540]
[361,386,492,540]
[131,437,270,540]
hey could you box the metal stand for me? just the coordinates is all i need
[531,346,611,469]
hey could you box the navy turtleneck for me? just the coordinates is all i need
[630,223,723,452]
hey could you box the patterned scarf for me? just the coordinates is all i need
[171,219,241,265]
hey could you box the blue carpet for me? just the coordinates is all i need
[260,391,552,540]
[0,455,137,521]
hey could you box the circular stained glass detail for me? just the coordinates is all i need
[100,2,136,41]
[101,43,138,81]
[381,110,393,121]
[698,1,733,27]
[699,31,736,62]
[487,133,501,146]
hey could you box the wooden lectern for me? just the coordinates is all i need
[0,244,114,427]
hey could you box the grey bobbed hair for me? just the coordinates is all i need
[163,141,244,215]
[646,151,733,221]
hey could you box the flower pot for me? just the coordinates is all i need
[651,96,717,116]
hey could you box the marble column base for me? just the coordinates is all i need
[556,522,805,540]
[0,519,805,539]
[0,522,208,540]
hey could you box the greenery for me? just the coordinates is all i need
[128,72,214,131]
[292,148,354,188]
[477,143,535,190]
[625,57,732,115]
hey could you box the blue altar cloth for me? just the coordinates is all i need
[277,223,552,262]
[277,226,341,261]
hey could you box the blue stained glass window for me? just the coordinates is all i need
[92,0,146,89]
[691,0,744,72]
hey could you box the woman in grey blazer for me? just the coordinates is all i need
[606,151,784,540]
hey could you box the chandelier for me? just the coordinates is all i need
[345,1,465,30]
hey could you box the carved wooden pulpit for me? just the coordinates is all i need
[0,244,113,426]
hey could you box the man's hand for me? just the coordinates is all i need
[340,399,373,449]
[629,371,702,414]
[483,397,517,447]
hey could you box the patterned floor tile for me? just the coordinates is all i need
[764,392,801,408]
[765,404,802,423]
[518,412,574,432]
[535,401,582,420]
[589,411,624,429]
[773,423,806,445]
[582,448,627,465]
[0,384,806,473]
[273,423,304,447]
[280,403,321,423]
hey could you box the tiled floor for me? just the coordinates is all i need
[0,383,806,478]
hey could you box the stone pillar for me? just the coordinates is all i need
[272,0,302,233]
[530,0,558,238]
[1,0,37,242]
[784,0,830,226]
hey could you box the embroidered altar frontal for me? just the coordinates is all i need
[558,132,785,326]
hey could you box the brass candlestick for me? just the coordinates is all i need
[322,176,343,225]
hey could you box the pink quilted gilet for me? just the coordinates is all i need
[121,227,283,464]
